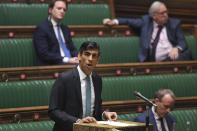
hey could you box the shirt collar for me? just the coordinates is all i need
[152,106,160,120]
[77,66,92,80]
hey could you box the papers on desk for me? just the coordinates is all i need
[97,121,136,127]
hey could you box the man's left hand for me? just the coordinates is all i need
[103,111,117,121]
[168,48,179,61]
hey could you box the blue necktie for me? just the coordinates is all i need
[160,118,166,131]
[85,76,91,117]
[150,25,163,61]
[57,25,71,58]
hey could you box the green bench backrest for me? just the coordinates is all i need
[102,73,197,101]
[118,109,197,131]
[0,109,196,131]
[0,121,54,131]
[0,39,36,67]
[0,36,196,67]
[0,3,110,25]
[0,80,54,108]
[0,73,197,108]
[186,35,197,60]
[73,36,140,64]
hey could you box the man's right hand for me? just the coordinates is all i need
[77,117,97,123]
[103,18,116,26]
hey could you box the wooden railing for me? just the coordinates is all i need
[0,96,196,124]
[1,61,197,82]
[0,24,197,39]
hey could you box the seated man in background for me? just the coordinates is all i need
[134,89,176,131]
[48,41,117,131]
[103,1,192,62]
[33,0,78,66]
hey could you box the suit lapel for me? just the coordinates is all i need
[48,20,59,45]
[147,19,154,48]
[149,109,159,131]
[92,72,99,107]
[72,68,83,115]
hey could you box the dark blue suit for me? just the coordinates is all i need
[134,109,176,131]
[48,67,104,131]
[33,20,77,66]
[118,15,192,62]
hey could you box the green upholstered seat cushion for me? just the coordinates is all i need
[0,3,110,25]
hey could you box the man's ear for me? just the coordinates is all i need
[154,98,159,104]
[77,53,81,61]
[49,8,52,15]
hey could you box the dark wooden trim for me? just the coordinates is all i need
[106,0,115,18]
[0,24,196,38]
[0,96,196,123]
[0,0,107,4]
[1,61,197,82]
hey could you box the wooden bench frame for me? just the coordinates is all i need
[0,96,196,124]
[0,24,196,39]
[1,61,197,82]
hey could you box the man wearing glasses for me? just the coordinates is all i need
[103,1,192,62]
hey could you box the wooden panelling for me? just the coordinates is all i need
[0,24,196,38]
[0,96,196,124]
[0,0,107,4]
[114,0,197,24]
[1,61,197,82]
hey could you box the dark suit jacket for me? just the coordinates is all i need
[118,15,188,62]
[48,67,104,131]
[33,20,78,66]
[134,109,176,131]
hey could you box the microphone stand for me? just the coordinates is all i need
[146,105,149,131]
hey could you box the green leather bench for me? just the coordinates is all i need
[0,3,110,25]
[0,73,197,108]
[0,39,36,67]
[0,36,196,68]
[118,109,197,131]
[0,121,54,131]
[0,109,196,131]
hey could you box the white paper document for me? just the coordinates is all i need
[97,121,136,127]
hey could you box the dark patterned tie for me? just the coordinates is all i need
[85,76,91,117]
[150,25,163,61]
[160,118,166,131]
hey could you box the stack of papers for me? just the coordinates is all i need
[97,121,136,127]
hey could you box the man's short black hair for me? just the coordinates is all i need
[49,0,67,9]
[79,41,100,56]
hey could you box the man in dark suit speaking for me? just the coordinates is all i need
[103,1,192,62]
[48,41,117,131]
[33,0,78,66]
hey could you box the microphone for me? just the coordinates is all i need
[134,91,157,107]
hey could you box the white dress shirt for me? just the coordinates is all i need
[50,18,69,62]
[150,21,173,62]
[152,106,169,131]
[77,66,95,118]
